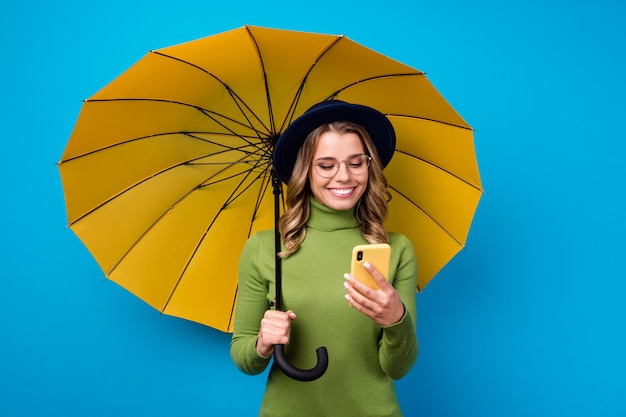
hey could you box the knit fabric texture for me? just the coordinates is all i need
[231,198,418,417]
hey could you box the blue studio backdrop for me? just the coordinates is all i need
[2,1,625,416]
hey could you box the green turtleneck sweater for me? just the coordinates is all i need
[230,198,418,417]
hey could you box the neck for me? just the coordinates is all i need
[306,197,359,232]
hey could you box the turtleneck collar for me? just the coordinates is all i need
[306,197,359,232]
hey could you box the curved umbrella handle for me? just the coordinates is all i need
[273,344,328,382]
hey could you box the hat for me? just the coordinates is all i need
[272,100,396,183]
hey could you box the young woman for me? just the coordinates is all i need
[231,100,418,417]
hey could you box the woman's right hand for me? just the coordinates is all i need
[255,310,297,357]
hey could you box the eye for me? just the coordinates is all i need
[315,159,337,170]
[348,157,365,168]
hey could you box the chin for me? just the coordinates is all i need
[324,197,359,211]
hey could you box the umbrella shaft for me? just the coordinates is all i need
[272,171,283,311]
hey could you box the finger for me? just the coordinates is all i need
[363,261,390,288]
[345,286,401,326]
[259,315,293,346]
[344,274,396,319]
[261,312,293,336]
[344,291,379,319]
[344,273,377,297]
[344,280,378,312]
[264,310,297,323]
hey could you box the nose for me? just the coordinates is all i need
[334,162,350,181]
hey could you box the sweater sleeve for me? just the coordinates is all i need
[378,234,419,379]
[230,233,272,375]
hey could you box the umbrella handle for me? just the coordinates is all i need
[270,170,328,382]
[273,344,328,382]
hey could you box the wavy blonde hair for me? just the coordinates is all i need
[278,121,391,257]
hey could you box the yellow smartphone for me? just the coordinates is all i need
[350,243,391,290]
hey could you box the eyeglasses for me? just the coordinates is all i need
[312,154,372,178]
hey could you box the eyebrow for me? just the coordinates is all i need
[314,153,366,160]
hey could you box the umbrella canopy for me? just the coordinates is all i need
[59,25,483,333]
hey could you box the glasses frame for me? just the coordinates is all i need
[311,153,372,178]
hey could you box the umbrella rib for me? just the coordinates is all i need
[226,167,275,332]
[161,154,274,314]
[318,70,474,131]
[395,149,483,193]
[388,112,473,131]
[151,50,273,137]
[87,97,257,128]
[396,149,484,193]
[327,75,473,131]
[278,35,345,133]
[228,286,238,332]
[387,185,465,248]
[196,150,271,204]
[67,143,269,227]
[61,130,263,164]
[104,152,267,279]
[185,132,267,155]
[326,72,423,100]
[89,95,265,134]
[63,96,272,163]
[191,159,267,191]
[245,26,276,137]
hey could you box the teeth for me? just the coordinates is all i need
[330,188,354,196]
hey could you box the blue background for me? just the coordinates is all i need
[2,1,625,415]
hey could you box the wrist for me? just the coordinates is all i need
[383,304,406,327]
[255,338,273,358]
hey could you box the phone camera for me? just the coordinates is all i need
[357,251,363,261]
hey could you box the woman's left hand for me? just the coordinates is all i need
[344,261,405,327]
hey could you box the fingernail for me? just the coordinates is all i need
[343,281,349,289]
[364,261,371,268]
[343,273,351,280]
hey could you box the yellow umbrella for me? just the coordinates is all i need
[59,25,483,334]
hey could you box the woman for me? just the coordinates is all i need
[230,100,418,417]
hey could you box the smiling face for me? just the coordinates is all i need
[309,130,369,211]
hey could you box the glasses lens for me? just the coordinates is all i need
[313,158,339,177]
[347,155,371,175]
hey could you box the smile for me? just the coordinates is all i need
[329,188,355,197]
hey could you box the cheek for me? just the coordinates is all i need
[308,173,323,193]
[356,175,369,197]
